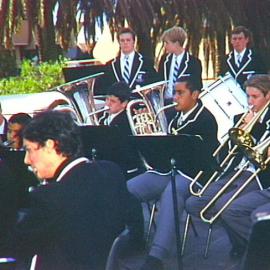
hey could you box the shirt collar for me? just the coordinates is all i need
[234,48,246,59]
[173,51,185,66]
[121,51,135,61]
[180,102,199,122]
[55,157,90,182]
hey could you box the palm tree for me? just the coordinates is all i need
[1,0,270,76]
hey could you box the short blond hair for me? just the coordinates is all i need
[161,26,187,46]
[244,74,270,96]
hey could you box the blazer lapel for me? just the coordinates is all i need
[129,52,143,87]
[235,49,252,77]
[177,51,189,79]
[164,54,172,81]
[111,56,122,82]
[227,52,238,76]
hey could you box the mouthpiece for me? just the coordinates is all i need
[0,140,13,148]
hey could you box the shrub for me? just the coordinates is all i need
[0,59,65,95]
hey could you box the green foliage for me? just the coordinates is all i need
[0,49,17,78]
[0,60,65,95]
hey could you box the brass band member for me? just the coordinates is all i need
[12,111,143,270]
[99,81,142,178]
[5,113,32,150]
[158,26,203,104]
[127,77,218,270]
[97,27,158,95]
[99,81,132,135]
[220,26,267,89]
[186,74,270,259]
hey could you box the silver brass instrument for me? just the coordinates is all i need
[126,99,172,135]
[189,101,270,197]
[50,72,105,125]
[132,81,168,132]
[199,135,270,224]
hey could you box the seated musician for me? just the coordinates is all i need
[186,74,270,259]
[5,113,32,150]
[127,76,219,270]
[11,111,143,270]
[99,81,143,179]
[1,112,38,209]
[99,81,132,135]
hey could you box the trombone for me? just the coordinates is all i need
[189,100,270,197]
[199,135,270,224]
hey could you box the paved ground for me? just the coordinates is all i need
[120,207,243,270]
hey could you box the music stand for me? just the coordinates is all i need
[80,125,141,175]
[130,134,206,270]
[62,64,105,82]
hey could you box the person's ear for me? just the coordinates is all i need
[45,139,55,151]
[192,90,200,100]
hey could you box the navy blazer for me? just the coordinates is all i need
[221,49,267,89]
[13,159,143,270]
[98,111,143,177]
[99,110,132,135]
[97,52,158,94]
[158,51,203,90]
[147,100,219,181]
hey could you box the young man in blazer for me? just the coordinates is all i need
[158,26,203,104]
[127,77,218,270]
[98,81,142,179]
[98,27,158,94]
[12,111,143,270]
[221,26,267,89]
[186,74,270,260]
[99,81,132,135]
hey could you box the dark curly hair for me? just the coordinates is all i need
[23,110,82,158]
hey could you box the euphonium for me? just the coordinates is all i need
[126,99,166,135]
[132,81,168,131]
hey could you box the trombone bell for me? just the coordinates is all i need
[229,127,255,148]
[240,136,270,170]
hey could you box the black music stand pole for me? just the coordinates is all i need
[131,134,203,270]
[170,158,183,270]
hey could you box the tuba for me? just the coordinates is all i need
[51,72,106,125]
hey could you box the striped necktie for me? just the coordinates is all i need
[173,59,179,85]
[236,53,241,67]
[123,55,130,84]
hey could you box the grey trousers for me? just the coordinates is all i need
[127,171,192,260]
[185,170,262,249]
[221,189,270,249]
